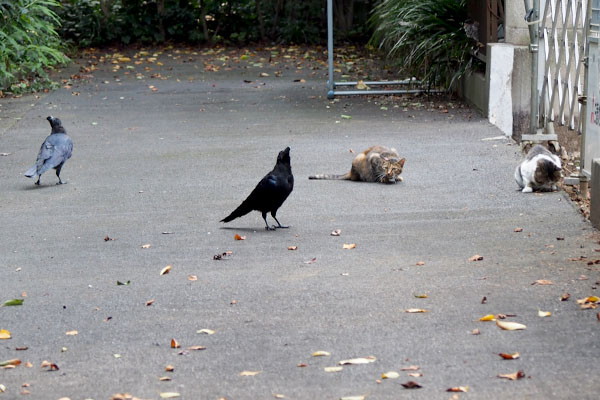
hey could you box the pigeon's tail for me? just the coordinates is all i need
[221,199,254,223]
[24,165,38,178]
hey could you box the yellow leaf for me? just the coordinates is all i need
[118,57,131,63]
[479,314,496,321]
[0,329,11,339]
[273,395,285,399]
[338,356,376,365]
[538,310,552,317]
[160,265,172,275]
[382,371,400,379]
[324,366,343,372]
[343,243,356,249]
[312,350,331,357]
[577,296,600,304]
[240,370,261,376]
[414,294,428,298]
[196,329,215,335]
[65,330,78,336]
[496,320,527,330]
[405,308,428,313]
[159,393,181,399]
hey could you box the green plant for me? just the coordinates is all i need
[0,0,70,93]
[369,0,475,88]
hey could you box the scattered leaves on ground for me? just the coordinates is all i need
[514,228,523,232]
[0,359,21,367]
[414,294,428,298]
[145,299,155,306]
[117,280,131,286]
[141,244,151,249]
[165,365,174,372]
[479,314,496,321]
[400,365,420,371]
[287,246,297,250]
[416,261,425,266]
[340,396,365,400]
[496,320,527,330]
[159,393,181,399]
[41,360,59,371]
[472,329,481,335]
[304,257,317,264]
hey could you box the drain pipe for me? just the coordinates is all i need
[524,0,540,138]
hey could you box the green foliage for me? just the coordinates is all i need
[0,0,70,93]
[369,0,476,88]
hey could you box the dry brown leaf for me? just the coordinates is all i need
[303,257,317,264]
[287,246,298,250]
[158,376,171,381]
[41,360,59,371]
[405,308,428,313]
[580,303,598,310]
[145,299,155,306]
[401,381,422,389]
[382,371,400,379]
[471,328,481,335]
[355,80,369,90]
[496,320,526,330]
[577,296,600,304]
[312,350,331,357]
[338,356,376,365]
[498,352,520,360]
[187,345,206,351]
[0,385,4,393]
[416,261,425,266]
[141,244,151,249]
[532,279,553,285]
[240,370,261,376]
[468,254,483,262]
[0,359,21,367]
[340,396,365,400]
[514,228,523,232]
[324,366,343,372]
[400,365,420,371]
[65,330,78,336]
[560,293,571,301]
[498,370,525,380]
[165,365,174,372]
[159,393,181,399]
[273,394,285,399]
[597,312,600,321]
[170,338,180,348]
[538,310,552,317]
[343,243,356,249]
[15,347,28,351]
[0,329,11,339]
[447,387,469,392]
[407,372,423,377]
[330,229,341,236]
[234,234,246,240]
[160,265,172,275]
[196,329,215,335]
[25,362,32,368]
[297,363,307,367]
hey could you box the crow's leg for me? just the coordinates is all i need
[263,212,276,230]
[55,164,66,185]
[272,212,289,229]
[35,176,41,185]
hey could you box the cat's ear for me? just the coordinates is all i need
[399,158,406,167]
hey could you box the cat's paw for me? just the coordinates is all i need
[522,186,533,193]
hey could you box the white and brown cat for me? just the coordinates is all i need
[515,144,562,193]
[309,145,405,184]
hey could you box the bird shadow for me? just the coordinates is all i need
[219,226,284,232]
[21,183,57,191]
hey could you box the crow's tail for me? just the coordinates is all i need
[24,165,38,178]
[308,172,351,180]
[221,199,254,223]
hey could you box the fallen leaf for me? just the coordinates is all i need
[341,114,352,119]
[117,56,131,62]
[471,329,481,335]
[104,236,114,241]
[405,308,428,313]
[481,296,487,304]
[230,299,238,305]
[343,243,356,249]
[41,360,59,371]
[416,261,425,266]
[514,228,523,232]
[170,338,180,348]
[324,366,343,372]
[1,299,24,307]
[414,294,428,298]
[400,365,420,371]
[187,345,206,351]
[330,229,342,236]
[340,396,365,400]
[165,365,174,372]
[259,72,269,77]
[274,394,285,399]
[355,80,369,90]
[559,293,570,301]
[160,265,172,275]
[496,320,526,330]
[159,393,181,399]
[499,352,520,360]
[234,234,246,240]
[158,376,171,381]
[197,329,215,335]
[556,237,565,240]
[0,359,21,367]
[116,280,131,286]
[297,363,307,367]
[339,356,376,365]
[532,279,553,285]
[240,370,261,376]
[538,310,552,317]
[303,257,317,264]
[577,296,600,304]
[447,386,469,392]
[479,314,496,321]
[288,246,298,250]
[401,381,422,389]
[498,371,525,380]
[597,312,600,321]
[382,371,400,379]
[580,303,598,309]
[188,275,198,281]
[15,346,28,351]
[0,384,4,393]
[407,372,423,377]
[141,244,151,249]
[145,299,155,306]
[65,330,78,336]
[0,329,11,339]
[25,362,32,368]
[468,255,483,262]
[312,351,331,357]
[349,149,355,153]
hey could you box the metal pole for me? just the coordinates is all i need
[327,0,335,99]
[524,0,540,136]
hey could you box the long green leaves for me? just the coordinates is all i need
[0,0,70,93]
[370,0,475,89]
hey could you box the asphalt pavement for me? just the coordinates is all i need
[0,46,599,400]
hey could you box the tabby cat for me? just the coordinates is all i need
[515,144,562,193]
[309,145,405,184]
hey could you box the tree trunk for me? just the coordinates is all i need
[198,0,210,43]
[333,0,354,34]
[256,0,266,41]
[157,0,166,41]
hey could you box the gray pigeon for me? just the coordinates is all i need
[25,116,73,185]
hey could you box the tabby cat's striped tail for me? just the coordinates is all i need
[308,172,351,180]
